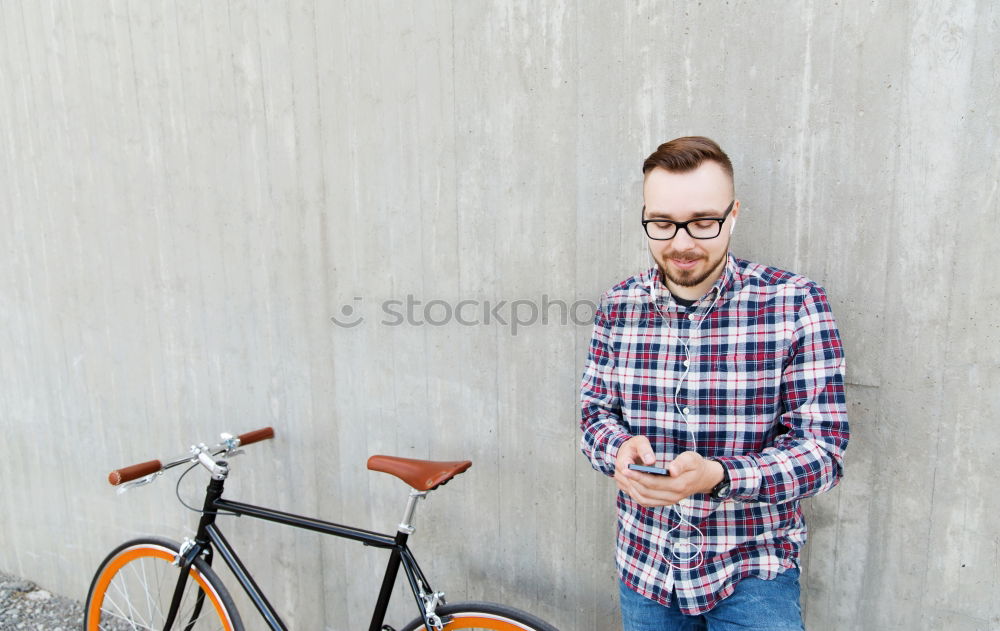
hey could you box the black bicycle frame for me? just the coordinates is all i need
[164,475,437,631]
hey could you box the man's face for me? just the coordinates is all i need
[642,162,739,297]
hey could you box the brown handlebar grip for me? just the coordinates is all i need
[237,427,275,446]
[108,460,163,486]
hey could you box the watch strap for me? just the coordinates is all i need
[709,459,731,500]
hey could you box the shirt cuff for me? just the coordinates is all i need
[603,431,632,474]
[714,455,762,499]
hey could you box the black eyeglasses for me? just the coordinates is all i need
[641,200,735,240]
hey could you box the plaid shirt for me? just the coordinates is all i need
[580,253,849,615]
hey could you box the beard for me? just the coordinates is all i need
[657,246,728,289]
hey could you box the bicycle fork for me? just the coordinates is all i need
[163,539,206,631]
[162,457,229,631]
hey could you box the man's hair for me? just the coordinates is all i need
[642,136,734,186]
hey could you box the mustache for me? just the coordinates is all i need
[665,251,706,262]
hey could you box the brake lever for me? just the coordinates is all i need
[218,433,246,458]
[115,472,162,495]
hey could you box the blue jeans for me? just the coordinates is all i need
[618,568,804,631]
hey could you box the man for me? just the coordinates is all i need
[580,136,849,631]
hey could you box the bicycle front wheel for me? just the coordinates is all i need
[400,601,559,631]
[84,536,243,631]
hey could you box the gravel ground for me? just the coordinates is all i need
[0,571,83,631]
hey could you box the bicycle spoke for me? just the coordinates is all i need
[128,557,155,628]
[124,559,151,627]
[107,580,142,628]
[138,556,157,626]
[99,597,145,630]
[99,606,149,630]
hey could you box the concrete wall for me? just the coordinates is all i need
[1,1,997,629]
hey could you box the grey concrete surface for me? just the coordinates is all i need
[1,1,997,629]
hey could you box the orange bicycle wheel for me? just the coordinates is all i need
[84,537,243,631]
[400,601,559,631]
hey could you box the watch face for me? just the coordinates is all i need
[713,482,731,499]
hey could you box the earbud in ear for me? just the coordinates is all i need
[730,220,737,235]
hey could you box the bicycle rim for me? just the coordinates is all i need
[84,537,241,631]
[400,601,559,631]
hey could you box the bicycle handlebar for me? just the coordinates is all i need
[237,427,274,446]
[108,460,163,486]
[107,426,275,486]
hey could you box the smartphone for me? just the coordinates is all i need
[628,463,670,476]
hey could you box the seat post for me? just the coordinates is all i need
[398,489,428,535]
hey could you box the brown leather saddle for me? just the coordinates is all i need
[367,455,472,491]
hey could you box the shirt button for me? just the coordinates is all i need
[687,314,696,321]
[683,407,690,415]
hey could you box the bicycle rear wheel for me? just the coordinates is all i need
[84,536,243,631]
[400,601,559,631]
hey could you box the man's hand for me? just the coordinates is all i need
[614,438,724,507]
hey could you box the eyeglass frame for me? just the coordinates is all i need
[640,199,736,240]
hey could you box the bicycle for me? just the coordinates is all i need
[84,427,559,631]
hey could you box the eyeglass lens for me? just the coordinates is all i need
[644,219,723,240]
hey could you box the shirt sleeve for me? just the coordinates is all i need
[716,285,850,504]
[580,299,632,477]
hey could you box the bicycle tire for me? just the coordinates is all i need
[84,536,243,631]
[399,601,559,631]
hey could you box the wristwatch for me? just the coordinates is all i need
[709,460,732,500]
